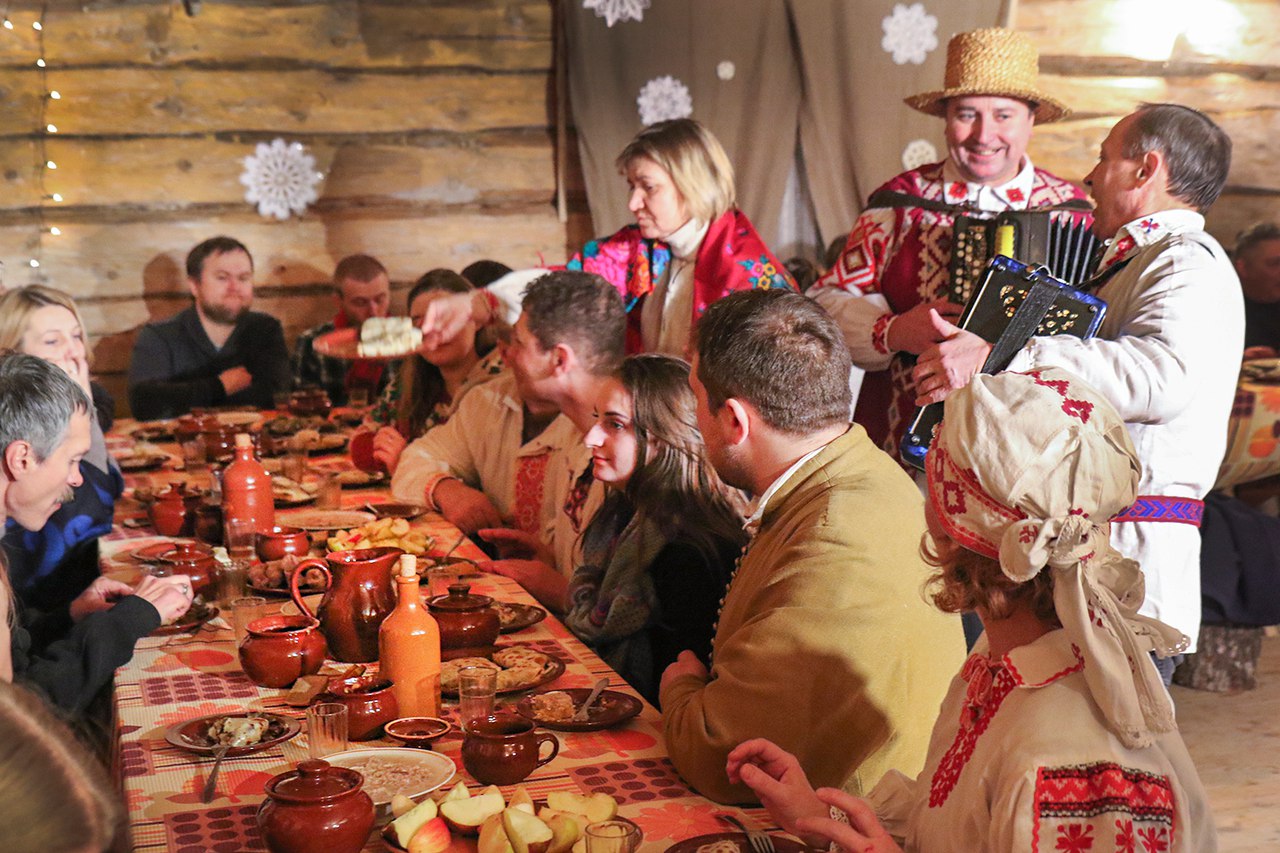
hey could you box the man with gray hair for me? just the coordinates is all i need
[914,103,1243,683]
[0,354,193,713]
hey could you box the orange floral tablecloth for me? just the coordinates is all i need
[103,418,777,853]
[1217,376,1280,488]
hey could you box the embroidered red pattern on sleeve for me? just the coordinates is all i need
[1032,762,1176,853]
[511,453,552,536]
[816,213,890,295]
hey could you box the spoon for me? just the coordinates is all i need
[202,743,230,803]
[572,677,610,722]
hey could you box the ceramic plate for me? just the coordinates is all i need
[314,327,417,362]
[440,646,566,697]
[335,469,388,489]
[164,712,300,756]
[116,453,171,472]
[515,687,642,732]
[664,832,809,853]
[369,502,427,520]
[129,420,177,441]
[151,601,220,636]
[324,747,455,805]
[497,602,547,634]
[130,539,212,563]
[276,509,376,531]
[213,411,262,428]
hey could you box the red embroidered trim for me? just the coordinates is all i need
[1003,643,1085,689]
[1032,763,1176,853]
[1027,369,1094,423]
[928,661,1017,806]
[927,444,1025,559]
[422,473,456,511]
[512,453,552,536]
[1006,187,1025,203]
[871,313,895,354]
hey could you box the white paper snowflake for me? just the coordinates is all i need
[583,0,649,27]
[881,3,938,66]
[239,138,321,221]
[637,76,693,127]
[902,138,939,170]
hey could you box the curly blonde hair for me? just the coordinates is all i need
[923,534,1059,625]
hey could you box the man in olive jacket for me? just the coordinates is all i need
[660,290,964,804]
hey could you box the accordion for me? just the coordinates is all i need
[900,255,1108,469]
[947,208,1100,303]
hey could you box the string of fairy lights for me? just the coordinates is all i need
[3,1,58,284]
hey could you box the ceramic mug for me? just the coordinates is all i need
[460,712,559,785]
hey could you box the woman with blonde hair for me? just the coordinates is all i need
[727,368,1215,852]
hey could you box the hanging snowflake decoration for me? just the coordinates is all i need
[881,3,938,66]
[637,76,693,126]
[902,138,939,170]
[583,0,649,27]
[240,138,321,220]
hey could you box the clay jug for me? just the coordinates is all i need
[256,759,374,853]
[149,484,192,537]
[290,547,401,663]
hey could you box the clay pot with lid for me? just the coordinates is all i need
[427,583,500,652]
[256,759,374,853]
[239,614,328,688]
[156,541,216,597]
[315,675,399,740]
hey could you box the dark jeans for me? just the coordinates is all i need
[1151,651,1185,687]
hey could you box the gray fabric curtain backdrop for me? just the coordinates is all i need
[563,0,1001,254]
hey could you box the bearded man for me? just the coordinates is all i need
[128,236,290,418]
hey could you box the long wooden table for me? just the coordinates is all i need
[103,416,777,852]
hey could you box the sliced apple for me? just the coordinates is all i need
[440,780,472,803]
[479,814,515,853]
[509,786,535,814]
[407,816,452,853]
[537,808,582,853]
[502,806,554,853]
[392,797,441,848]
[544,792,618,825]
[440,790,506,835]
[392,794,418,819]
[481,784,506,803]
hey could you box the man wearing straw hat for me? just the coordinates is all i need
[810,28,1087,462]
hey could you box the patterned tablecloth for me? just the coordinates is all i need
[1217,369,1280,489]
[104,417,780,853]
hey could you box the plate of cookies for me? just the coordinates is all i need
[440,645,565,696]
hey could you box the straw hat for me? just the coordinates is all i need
[905,28,1069,124]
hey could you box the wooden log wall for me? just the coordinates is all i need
[1017,0,1277,250]
[0,0,590,415]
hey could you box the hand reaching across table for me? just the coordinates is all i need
[132,574,195,625]
[477,527,554,566]
[477,558,567,612]
[69,576,135,622]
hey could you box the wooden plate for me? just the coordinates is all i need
[314,327,418,362]
[515,687,642,732]
[164,712,300,756]
[664,833,809,853]
[497,602,547,634]
[151,601,220,636]
[441,646,566,697]
[276,509,376,531]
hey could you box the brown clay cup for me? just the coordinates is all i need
[314,675,400,741]
[239,614,329,689]
[460,712,559,785]
[257,525,312,562]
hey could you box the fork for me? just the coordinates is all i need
[718,812,776,853]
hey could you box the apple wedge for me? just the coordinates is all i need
[544,791,618,825]
[392,797,440,848]
[392,794,418,819]
[509,786,536,814]
[479,814,515,853]
[440,790,506,835]
[503,806,555,853]
[537,808,582,853]
[440,780,471,803]
[407,816,452,853]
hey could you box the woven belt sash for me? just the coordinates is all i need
[1110,496,1205,527]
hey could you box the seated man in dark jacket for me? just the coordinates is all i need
[0,354,193,715]
[127,235,290,419]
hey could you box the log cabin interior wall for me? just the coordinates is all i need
[0,0,1269,415]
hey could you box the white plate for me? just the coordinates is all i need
[276,509,376,531]
[324,746,455,806]
[214,411,263,428]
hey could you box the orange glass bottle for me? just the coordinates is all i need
[379,555,442,717]
[221,433,275,534]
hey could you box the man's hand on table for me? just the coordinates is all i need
[659,650,708,695]
[69,576,135,622]
[132,574,195,625]
[433,479,504,534]
[478,527,554,566]
[477,559,567,612]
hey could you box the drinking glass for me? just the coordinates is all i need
[426,566,456,599]
[307,702,349,759]
[283,450,309,484]
[348,386,370,408]
[231,595,268,645]
[316,472,343,511]
[457,666,497,733]
[224,517,256,562]
[216,559,250,605]
[181,436,207,473]
[585,820,642,853]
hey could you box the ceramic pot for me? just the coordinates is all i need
[149,484,192,537]
[194,500,223,545]
[315,675,400,740]
[461,712,559,786]
[427,583,500,652]
[156,541,216,597]
[257,525,312,562]
[289,389,333,417]
[290,547,401,663]
[256,759,374,853]
[239,614,328,688]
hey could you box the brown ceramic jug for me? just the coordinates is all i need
[149,484,192,537]
[290,547,401,663]
[461,712,559,785]
[256,759,374,853]
[314,675,400,740]
[427,583,501,653]
[239,614,329,688]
